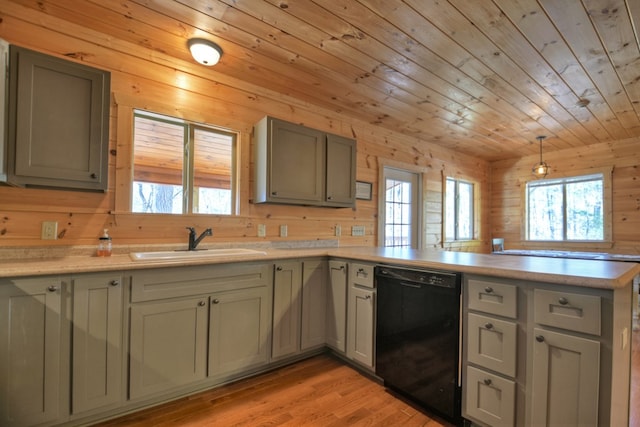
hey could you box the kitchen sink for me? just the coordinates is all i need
[129,248,267,261]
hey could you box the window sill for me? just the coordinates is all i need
[520,241,614,251]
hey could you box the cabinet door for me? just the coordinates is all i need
[0,276,67,426]
[326,260,348,352]
[129,297,208,399]
[72,273,123,414]
[530,328,600,426]
[325,134,356,207]
[7,45,110,190]
[301,260,327,350]
[268,118,325,203]
[347,286,375,368]
[209,286,271,379]
[272,261,302,359]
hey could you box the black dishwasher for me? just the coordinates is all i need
[375,265,462,424]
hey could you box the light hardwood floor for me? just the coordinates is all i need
[97,333,640,427]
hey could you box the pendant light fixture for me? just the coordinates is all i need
[187,38,223,66]
[532,135,549,178]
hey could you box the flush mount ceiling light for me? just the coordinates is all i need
[187,38,223,66]
[532,135,549,179]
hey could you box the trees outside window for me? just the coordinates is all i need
[527,173,604,241]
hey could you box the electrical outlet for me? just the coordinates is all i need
[257,224,266,237]
[280,224,288,237]
[41,221,58,240]
[351,225,365,236]
[335,225,341,237]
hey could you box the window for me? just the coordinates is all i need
[132,110,236,215]
[526,173,604,241]
[445,177,475,241]
[380,167,420,248]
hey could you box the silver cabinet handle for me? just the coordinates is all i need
[558,297,569,305]
[536,335,545,343]
[198,301,206,307]
[484,287,493,293]
[484,323,493,330]
[47,285,58,292]
[484,378,492,386]
[212,299,220,304]
[110,280,120,287]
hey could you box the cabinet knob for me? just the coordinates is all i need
[212,299,220,304]
[198,300,206,307]
[110,280,120,287]
[536,335,545,343]
[271,191,278,196]
[558,297,569,305]
[327,196,333,200]
[47,285,58,292]
[484,323,493,330]
[365,295,371,300]
[483,378,492,386]
[276,266,283,271]
[484,287,493,293]
[90,173,97,179]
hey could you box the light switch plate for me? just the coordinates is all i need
[280,225,288,237]
[41,221,58,240]
[257,224,266,237]
[335,225,341,237]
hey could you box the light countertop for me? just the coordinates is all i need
[1,246,638,290]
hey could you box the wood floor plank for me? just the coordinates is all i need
[96,339,640,427]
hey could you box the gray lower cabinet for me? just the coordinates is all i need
[272,261,303,360]
[529,328,600,426]
[6,45,110,190]
[463,274,626,427]
[209,286,271,379]
[0,276,69,427]
[346,262,375,369]
[129,296,209,399]
[72,273,124,415]
[128,263,272,400]
[301,259,327,351]
[326,260,348,353]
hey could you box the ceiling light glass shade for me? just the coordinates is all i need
[187,38,222,66]
[532,135,549,178]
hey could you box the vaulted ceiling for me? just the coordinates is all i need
[9,0,640,161]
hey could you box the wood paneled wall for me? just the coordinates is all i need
[491,137,640,254]
[0,5,490,252]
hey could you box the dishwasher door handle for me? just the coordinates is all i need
[400,281,423,288]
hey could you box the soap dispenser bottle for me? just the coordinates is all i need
[97,229,112,257]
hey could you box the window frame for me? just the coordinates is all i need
[114,100,240,216]
[443,175,480,244]
[522,167,613,249]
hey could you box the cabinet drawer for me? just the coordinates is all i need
[467,313,517,377]
[465,366,516,427]
[468,279,517,318]
[534,289,601,335]
[131,263,271,302]
[349,262,374,288]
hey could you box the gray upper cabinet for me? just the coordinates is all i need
[253,116,356,208]
[5,45,110,191]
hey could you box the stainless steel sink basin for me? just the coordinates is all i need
[130,248,267,261]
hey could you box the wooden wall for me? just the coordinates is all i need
[0,4,490,252]
[491,137,640,254]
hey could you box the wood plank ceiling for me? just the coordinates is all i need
[8,0,640,162]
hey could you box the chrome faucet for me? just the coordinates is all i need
[186,227,212,251]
